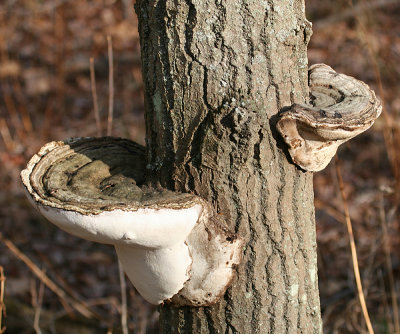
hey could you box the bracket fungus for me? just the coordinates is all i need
[21,137,243,306]
[277,64,382,172]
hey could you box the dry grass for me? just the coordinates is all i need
[90,57,102,137]
[107,35,115,137]
[0,233,97,319]
[0,0,399,332]
[335,156,374,334]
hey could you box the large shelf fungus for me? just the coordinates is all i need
[277,64,382,172]
[21,137,243,306]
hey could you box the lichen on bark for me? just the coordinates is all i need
[135,0,322,332]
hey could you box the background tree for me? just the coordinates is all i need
[135,0,322,332]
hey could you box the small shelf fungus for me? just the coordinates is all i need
[21,137,243,306]
[277,64,382,172]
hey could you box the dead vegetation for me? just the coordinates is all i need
[0,0,399,333]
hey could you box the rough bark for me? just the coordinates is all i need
[135,0,322,332]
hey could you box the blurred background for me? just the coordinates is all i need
[0,0,399,333]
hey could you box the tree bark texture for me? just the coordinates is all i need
[135,0,322,333]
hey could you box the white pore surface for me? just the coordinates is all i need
[115,242,192,304]
[177,222,243,305]
[33,198,202,248]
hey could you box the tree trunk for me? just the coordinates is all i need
[134,0,322,332]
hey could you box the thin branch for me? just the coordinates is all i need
[0,233,95,320]
[335,156,375,334]
[90,57,102,137]
[107,35,114,137]
[31,277,45,334]
[0,117,14,152]
[2,81,25,141]
[118,260,128,334]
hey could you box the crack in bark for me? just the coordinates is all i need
[204,307,216,333]
[278,156,291,332]
[156,0,175,112]
[240,0,255,96]
[294,173,307,333]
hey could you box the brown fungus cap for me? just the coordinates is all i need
[21,136,200,215]
[277,64,382,172]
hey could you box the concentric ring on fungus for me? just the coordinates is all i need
[277,64,382,172]
[21,137,199,215]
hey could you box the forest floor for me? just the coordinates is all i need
[0,0,399,333]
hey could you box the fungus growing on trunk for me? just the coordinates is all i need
[277,64,382,172]
[21,137,243,306]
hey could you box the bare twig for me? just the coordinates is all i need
[118,260,129,334]
[31,277,45,334]
[379,196,400,333]
[35,250,98,317]
[0,117,15,151]
[90,57,102,137]
[0,233,95,320]
[0,266,6,334]
[335,156,375,334]
[2,81,25,141]
[107,35,114,137]
[30,279,37,319]
[24,296,119,332]
[82,297,121,312]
